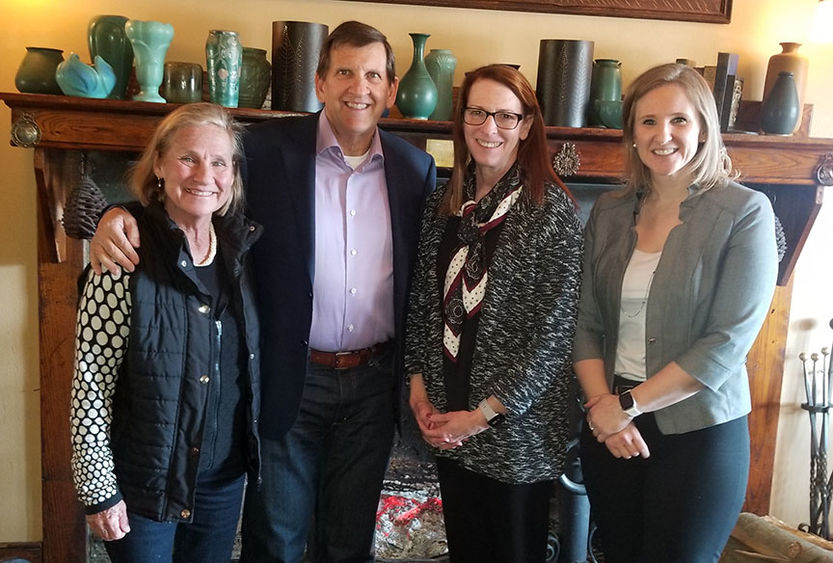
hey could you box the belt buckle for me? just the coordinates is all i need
[333,350,356,370]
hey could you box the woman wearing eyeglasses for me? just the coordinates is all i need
[405,64,582,562]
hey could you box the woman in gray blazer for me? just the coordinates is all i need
[574,63,778,562]
[406,64,582,562]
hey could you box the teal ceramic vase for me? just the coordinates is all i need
[588,59,622,127]
[238,47,271,109]
[15,47,64,95]
[87,15,133,99]
[55,53,116,98]
[396,33,437,120]
[125,19,174,103]
[761,71,800,135]
[425,48,456,121]
[206,30,242,108]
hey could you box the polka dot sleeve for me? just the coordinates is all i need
[70,269,131,512]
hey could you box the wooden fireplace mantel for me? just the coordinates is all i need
[3,91,833,562]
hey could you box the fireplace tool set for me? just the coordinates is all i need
[798,319,833,539]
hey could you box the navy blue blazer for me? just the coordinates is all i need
[242,113,436,439]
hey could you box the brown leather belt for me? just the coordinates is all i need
[309,341,393,370]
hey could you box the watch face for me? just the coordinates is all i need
[619,391,634,411]
[488,413,506,427]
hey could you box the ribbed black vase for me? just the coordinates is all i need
[536,39,594,127]
[271,21,328,112]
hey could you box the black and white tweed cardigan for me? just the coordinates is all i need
[405,178,583,484]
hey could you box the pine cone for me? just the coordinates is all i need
[63,177,108,239]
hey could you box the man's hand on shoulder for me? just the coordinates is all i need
[89,208,141,276]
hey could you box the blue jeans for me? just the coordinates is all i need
[241,349,395,563]
[104,473,245,563]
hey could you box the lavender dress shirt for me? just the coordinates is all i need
[308,111,395,352]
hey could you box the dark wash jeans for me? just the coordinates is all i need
[241,349,396,563]
[104,473,245,563]
[580,413,749,563]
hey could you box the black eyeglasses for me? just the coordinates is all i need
[463,107,525,130]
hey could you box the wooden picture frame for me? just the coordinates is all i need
[345,0,733,24]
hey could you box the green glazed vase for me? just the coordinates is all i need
[396,33,437,120]
[206,30,242,108]
[588,59,622,127]
[238,47,271,109]
[15,47,64,95]
[88,15,134,99]
[125,19,174,103]
[425,49,456,121]
[760,71,800,135]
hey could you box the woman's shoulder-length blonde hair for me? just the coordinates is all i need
[621,62,736,198]
[130,102,245,216]
[442,64,568,215]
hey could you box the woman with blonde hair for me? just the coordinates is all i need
[71,102,261,562]
[575,63,778,562]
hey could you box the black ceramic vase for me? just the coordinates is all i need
[536,39,594,127]
[760,71,800,135]
[271,21,328,112]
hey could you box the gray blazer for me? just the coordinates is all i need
[573,181,778,434]
[406,180,583,483]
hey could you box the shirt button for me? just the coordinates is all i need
[249,353,255,360]
[181,509,191,519]
[198,304,211,314]
[648,337,656,344]
[350,288,357,295]
[190,447,200,456]
[180,260,188,268]
[348,324,354,332]
[200,375,209,384]
[350,249,357,256]
[349,209,356,217]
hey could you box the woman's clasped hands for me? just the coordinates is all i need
[585,393,651,460]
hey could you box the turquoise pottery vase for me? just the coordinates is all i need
[761,71,800,135]
[588,59,622,127]
[87,15,133,99]
[425,48,456,121]
[55,53,116,98]
[14,47,64,95]
[206,30,242,108]
[396,33,437,120]
[125,19,174,103]
[238,47,271,109]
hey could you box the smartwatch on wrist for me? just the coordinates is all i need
[478,399,505,427]
[619,390,642,418]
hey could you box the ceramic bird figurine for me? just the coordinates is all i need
[55,53,116,99]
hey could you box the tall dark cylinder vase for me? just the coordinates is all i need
[271,21,328,112]
[536,39,594,127]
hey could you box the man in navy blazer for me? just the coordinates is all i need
[239,22,435,562]
[89,20,435,563]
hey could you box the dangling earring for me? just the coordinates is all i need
[156,176,164,191]
[632,143,637,148]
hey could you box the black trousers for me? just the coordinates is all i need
[435,457,553,563]
[580,414,749,563]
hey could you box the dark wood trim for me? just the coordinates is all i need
[339,0,732,23]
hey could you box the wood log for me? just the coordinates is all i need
[725,513,833,562]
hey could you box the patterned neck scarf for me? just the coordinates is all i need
[442,163,522,361]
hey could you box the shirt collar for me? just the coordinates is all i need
[316,110,384,164]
